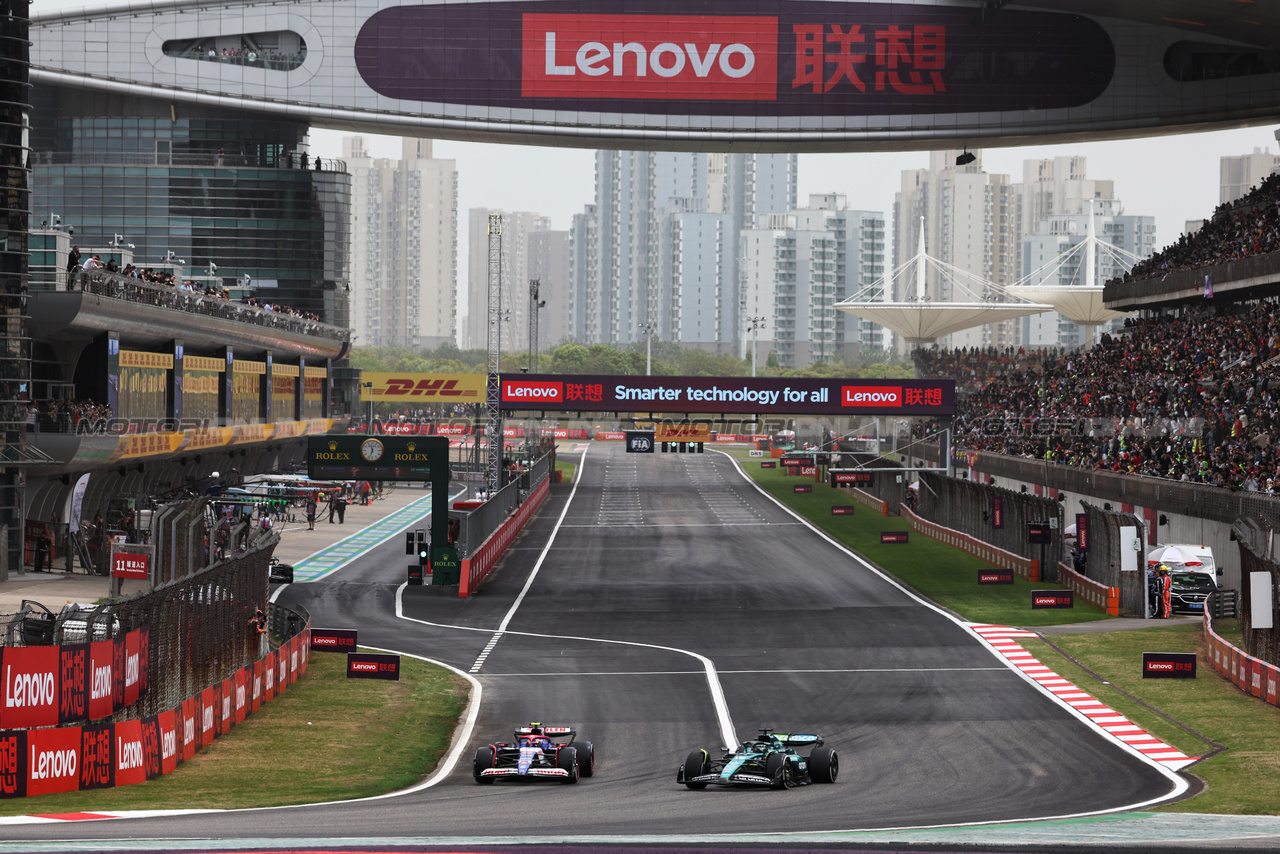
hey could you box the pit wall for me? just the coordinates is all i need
[900,504,1041,582]
[0,612,310,799]
[459,476,550,597]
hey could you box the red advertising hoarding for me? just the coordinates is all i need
[88,640,114,721]
[27,726,82,797]
[114,719,146,787]
[1,646,60,730]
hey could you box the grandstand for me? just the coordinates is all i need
[17,239,361,575]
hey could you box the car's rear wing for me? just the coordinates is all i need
[777,733,823,747]
[514,724,575,739]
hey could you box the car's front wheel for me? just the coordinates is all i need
[809,746,838,783]
[557,746,579,784]
[682,748,710,789]
[765,752,791,790]
[569,740,595,777]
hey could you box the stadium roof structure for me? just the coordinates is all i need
[836,219,1054,345]
[1005,207,1137,330]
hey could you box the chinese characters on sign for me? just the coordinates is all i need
[793,24,945,96]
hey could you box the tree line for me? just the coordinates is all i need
[349,340,915,379]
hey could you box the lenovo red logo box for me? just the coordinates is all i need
[842,386,902,407]
[1142,652,1197,679]
[522,14,778,101]
[310,628,358,653]
[1032,590,1074,609]
[502,380,564,403]
[978,570,1014,585]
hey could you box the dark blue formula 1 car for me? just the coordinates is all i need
[473,722,596,784]
[678,729,837,789]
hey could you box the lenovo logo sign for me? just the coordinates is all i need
[842,386,902,407]
[522,14,778,101]
[502,381,564,403]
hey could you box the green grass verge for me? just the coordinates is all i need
[1026,627,1280,814]
[0,649,467,815]
[555,459,577,483]
[722,449,1109,627]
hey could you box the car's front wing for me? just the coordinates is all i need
[684,772,773,787]
[478,766,570,780]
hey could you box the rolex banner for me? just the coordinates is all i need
[307,435,449,482]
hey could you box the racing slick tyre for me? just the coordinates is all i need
[765,752,792,790]
[557,746,579,784]
[473,746,495,784]
[569,741,595,777]
[808,746,838,783]
[682,749,710,790]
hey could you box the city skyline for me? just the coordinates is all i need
[318,124,1280,345]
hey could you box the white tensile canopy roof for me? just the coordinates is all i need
[836,218,1053,345]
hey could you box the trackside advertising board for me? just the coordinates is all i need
[499,375,955,416]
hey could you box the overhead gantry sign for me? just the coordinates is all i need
[497,374,955,416]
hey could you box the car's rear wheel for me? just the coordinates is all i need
[473,746,495,784]
[557,746,579,783]
[682,748,709,789]
[765,752,791,789]
[569,740,595,777]
[809,746,838,783]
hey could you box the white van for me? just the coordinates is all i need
[1147,544,1221,615]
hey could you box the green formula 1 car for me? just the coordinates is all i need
[677,728,838,790]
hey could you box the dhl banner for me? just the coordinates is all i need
[361,372,485,402]
[119,350,174,370]
[184,355,224,373]
[654,423,712,441]
[116,432,184,459]
[232,360,267,375]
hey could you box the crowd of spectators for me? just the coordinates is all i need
[29,399,113,434]
[916,300,1280,491]
[1108,172,1280,286]
[72,253,322,322]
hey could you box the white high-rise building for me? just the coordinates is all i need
[1221,148,1280,204]
[529,230,571,354]
[893,150,1019,350]
[464,209,552,352]
[569,151,797,352]
[344,136,457,349]
[343,135,458,348]
[741,194,885,369]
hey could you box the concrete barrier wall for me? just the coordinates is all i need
[1057,561,1120,616]
[1205,608,1280,706]
[837,485,888,516]
[901,504,1039,581]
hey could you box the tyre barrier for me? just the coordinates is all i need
[1205,608,1280,706]
[0,612,310,799]
[459,476,551,598]
[1056,562,1120,616]
[900,504,1039,581]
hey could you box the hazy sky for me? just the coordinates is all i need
[312,123,1280,325]
[314,124,1280,247]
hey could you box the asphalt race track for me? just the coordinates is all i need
[3,444,1181,842]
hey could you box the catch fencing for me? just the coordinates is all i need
[918,471,1064,582]
[1077,502,1146,616]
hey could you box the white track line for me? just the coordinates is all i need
[710,448,1192,815]
[397,444,739,750]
